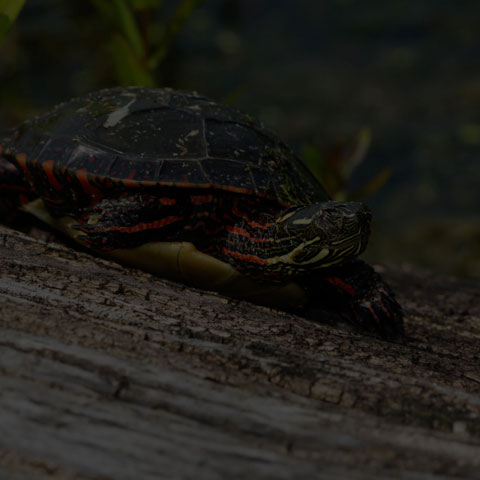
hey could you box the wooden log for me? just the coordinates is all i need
[0,224,479,479]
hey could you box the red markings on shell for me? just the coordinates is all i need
[190,194,213,205]
[76,169,102,195]
[42,160,63,191]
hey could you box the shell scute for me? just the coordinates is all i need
[156,158,209,186]
[96,106,206,160]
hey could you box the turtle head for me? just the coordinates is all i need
[221,200,371,280]
[276,201,371,271]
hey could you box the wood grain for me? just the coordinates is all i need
[0,224,479,479]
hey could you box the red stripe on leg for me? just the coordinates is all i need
[326,276,357,296]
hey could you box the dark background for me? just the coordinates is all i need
[1,0,478,279]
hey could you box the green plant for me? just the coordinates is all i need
[302,128,392,201]
[0,0,25,43]
[90,0,203,86]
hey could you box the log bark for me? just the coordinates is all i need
[0,223,479,479]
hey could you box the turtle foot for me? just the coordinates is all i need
[344,279,404,338]
[304,259,404,338]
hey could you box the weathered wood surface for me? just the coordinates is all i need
[0,223,479,479]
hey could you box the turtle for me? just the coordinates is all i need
[0,86,403,336]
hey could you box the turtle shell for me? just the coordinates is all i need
[3,87,329,210]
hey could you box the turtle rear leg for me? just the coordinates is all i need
[70,193,191,251]
[0,155,35,222]
[303,259,404,338]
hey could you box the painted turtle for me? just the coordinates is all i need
[0,87,403,335]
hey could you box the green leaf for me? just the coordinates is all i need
[111,0,145,58]
[110,34,154,86]
[349,167,392,201]
[129,0,163,10]
[0,13,9,40]
[0,0,25,43]
[341,127,371,178]
[0,0,25,17]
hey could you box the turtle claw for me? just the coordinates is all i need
[346,279,403,338]
[355,293,404,338]
[337,295,403,339]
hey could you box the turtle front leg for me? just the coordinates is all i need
[302,259,404,338]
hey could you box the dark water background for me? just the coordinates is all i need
[1,0,478,278]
